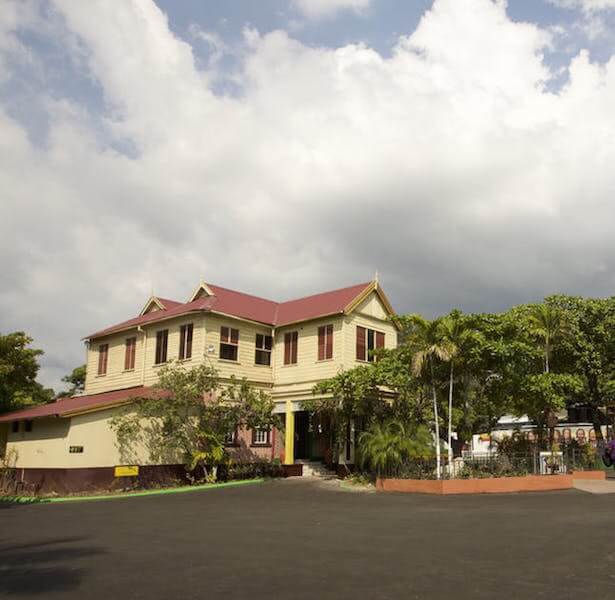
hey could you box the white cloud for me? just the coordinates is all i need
[2,0,615,390]
[549,0,615,11]
[291,0,370,20]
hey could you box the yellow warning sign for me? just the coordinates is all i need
[114,465,139,477]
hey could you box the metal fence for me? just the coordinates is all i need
[382,447,604,480]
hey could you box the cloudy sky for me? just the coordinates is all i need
[1,0,615,391]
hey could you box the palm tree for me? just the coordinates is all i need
[358,420,432,476]
[438,310,473,470]
[407,315,454,479]
[527,304,566,374]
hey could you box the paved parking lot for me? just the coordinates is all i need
[1,478,614,599]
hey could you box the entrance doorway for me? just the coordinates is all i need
[294,411,329,461]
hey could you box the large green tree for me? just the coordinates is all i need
[545,295,615,438]
[0,332,54,414]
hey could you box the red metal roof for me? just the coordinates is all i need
[157,298,183,310]
[87,281,376,339]
[0,386,159,423]
[275,282,372,326]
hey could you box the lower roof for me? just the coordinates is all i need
[0,386,157,423]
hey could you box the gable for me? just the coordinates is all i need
[140,296,165,316]
[355,291,390,321]
[189,282,215,302]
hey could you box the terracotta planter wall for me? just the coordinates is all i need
[570,470,606,480]
[376,474,574,495]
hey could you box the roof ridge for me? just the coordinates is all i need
[278,281,372,305]
[206,282,280,305]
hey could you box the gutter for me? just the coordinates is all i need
[138,325,146,386]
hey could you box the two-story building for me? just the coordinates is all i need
[0,279,397,492]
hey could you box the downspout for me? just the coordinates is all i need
[271,325,276,461]
[83,340,90,394]
[137,326,147,386]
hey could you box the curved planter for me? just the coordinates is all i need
[376,474,574,495]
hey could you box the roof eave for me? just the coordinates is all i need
[83,308,208,341]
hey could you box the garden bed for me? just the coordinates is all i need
[376,474,574,495]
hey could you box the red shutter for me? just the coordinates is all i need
[98,344,108,375]
[179,327,186,360]
[318,326,325,361]
[284,333,291,365]
[376,331,385,349]
[291,332,298,364]
[125,338,136,370]
[356,327,366,361]
[186,324,193,359]
[326,324,333,359]
[162,330,168,363]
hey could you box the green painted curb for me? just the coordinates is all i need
[0,478,265,505]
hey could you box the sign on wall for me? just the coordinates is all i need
[114,465,139,477]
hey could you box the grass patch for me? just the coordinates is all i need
[0,478,265,505]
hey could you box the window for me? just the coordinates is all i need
[155,329,168,364]
[11,421,19,433]
[252,427,270,446]
[24,420,33,432]
[356,326,385,362]
[220,326,239,361]
[255,333,273,366]
[97,344,109,375]
[179,324,193,360]
[124,337,137,370]
[318,324,334,361]
[284,331,298,365]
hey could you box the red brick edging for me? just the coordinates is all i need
[376,474,574,495]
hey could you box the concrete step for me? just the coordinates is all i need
[296,460,337,479]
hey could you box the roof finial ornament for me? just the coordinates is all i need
[374,270,379,286]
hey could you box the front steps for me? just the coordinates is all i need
[296,460,337,479]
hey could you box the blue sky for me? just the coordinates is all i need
[1,0,615,390]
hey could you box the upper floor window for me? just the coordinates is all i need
[24,420,33,432]
[356,326,385,362]
[179,324,193,360]
[155,329,168,364]
[284,331,298,365]
[252,427,271,446]
[97,344,109,375]
[255,333,273,366]
[124,337,137,371]
[318,324,334,361]
[220,326,239,361]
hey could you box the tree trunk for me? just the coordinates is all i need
[448,362,454,472]
[430,360,441,480]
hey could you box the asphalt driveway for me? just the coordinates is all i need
[1,478,614,599]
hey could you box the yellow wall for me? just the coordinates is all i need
[4,406,168,469]
[84,313,277,394]
[202,313,274,385]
